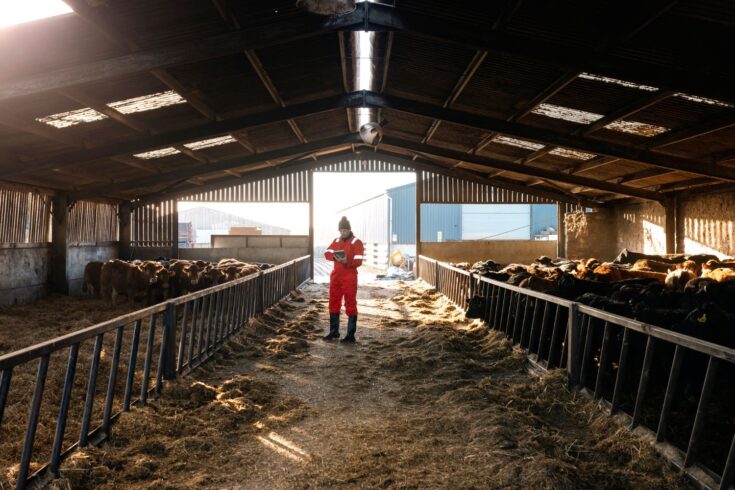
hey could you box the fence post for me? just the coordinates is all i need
[259,272,265,313]
[162,303,177,380]
[566,303,581,389]
[434,260,440,290]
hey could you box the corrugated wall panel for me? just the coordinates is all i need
[387,182,416,244]
[421,204,463,242]
[420,171,557,204]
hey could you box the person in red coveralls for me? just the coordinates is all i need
[323,216,364,343]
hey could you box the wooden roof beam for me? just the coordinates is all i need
[382,136,662,201]
[0,111,158,175]
[422,49,487,143]
[384,150,600,207]
[71,134,361,200]
[365,91,735,182]
[580,90,675,136]
[365,3,735,104]
[0,6,363,104]
[644,111,735,149]
[615,168,676,185]
[4,2,731,106]
[0,92,362,179]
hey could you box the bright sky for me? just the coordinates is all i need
[314,172,415,244]
[177,173,415,244]
[0,1,73,29]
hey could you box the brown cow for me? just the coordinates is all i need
[703,268,735,283]
[592,264,667,283]
[170,260,203,295]
[83,261,104,297]
[100,260,157,306]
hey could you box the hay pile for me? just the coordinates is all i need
[46,297,318,489]
[23,280,691,489]
[300,283,691,489]
[50,375,309,490]
[0,295,133,355]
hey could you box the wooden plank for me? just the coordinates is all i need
[367,92,735,183]
[0,15,362,103]
[71,134,360,199]
[382,136,662,201]
[365,3,735,105]
[2,94,362,180]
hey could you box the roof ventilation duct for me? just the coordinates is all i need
[296,0,356,15]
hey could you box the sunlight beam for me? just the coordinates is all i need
[0,1,73,29]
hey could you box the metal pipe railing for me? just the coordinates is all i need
[418,254,735,490]
[0,255,311,489]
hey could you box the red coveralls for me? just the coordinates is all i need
[324,234,364,316]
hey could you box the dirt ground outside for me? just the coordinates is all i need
[45,276,691,489]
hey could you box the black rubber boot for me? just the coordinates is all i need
[323,313,340,340]
[341,316,357,343]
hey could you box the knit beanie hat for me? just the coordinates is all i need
[338,216,351,230]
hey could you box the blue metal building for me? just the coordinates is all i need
[387,183,557,243]
[386,182,463,243]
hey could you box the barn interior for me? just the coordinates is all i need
[1,1,735,488]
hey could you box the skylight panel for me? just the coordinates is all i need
[578,73,659,92]
[674,93,734,108]
[36,107,107,128]
[606,120,669,137]
[532,103,670,137]
[134,147,181,159]
[548,148,596,160]
[532,104,603,125]
[184,136,237,150]
[491,136,544,151]
[108,90,186,114]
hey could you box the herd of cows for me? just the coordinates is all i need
[459,249,735,349]
[82,258,269,306]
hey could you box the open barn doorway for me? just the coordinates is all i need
[312,172,416,283]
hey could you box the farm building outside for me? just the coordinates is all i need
[1,0,735,489]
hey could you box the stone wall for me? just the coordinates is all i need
[678,191,735,258]
[564,210,618,261]
[420,240,557,265]
[612,201,667,255]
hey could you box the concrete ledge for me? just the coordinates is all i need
[421,240,557,264]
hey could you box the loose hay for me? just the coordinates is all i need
[36,279,690,489]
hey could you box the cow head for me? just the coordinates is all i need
[186,264,202,286]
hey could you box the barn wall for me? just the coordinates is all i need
[564,210,618,261]
[67,242,118,295]
[205,235,309,264]
[420,240,556,265]
[0,245,50,306]
[611,201,667,256]
[678,191,735,258]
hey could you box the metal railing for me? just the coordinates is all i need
[0,256,311,489]
[418,255,735,490]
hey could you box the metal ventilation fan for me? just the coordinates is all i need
[359,121,383,146]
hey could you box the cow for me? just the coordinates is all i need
[170,260,204,296]
[592,264,667,283]
[665,269,696,292]
[83,261,104,297]
[100,260,158,306]
[703,268,735,283]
